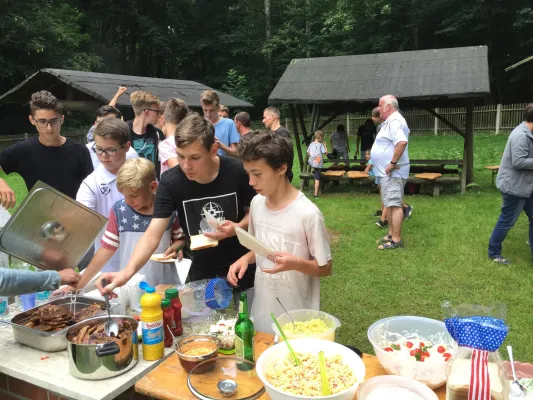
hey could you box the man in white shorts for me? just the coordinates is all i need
[370,95,410,249]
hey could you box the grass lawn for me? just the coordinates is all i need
[3,133,532,361]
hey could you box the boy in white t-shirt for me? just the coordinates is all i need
[227,131,332,333]
[76,118,133,274]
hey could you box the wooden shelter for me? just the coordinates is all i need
[0,68,253,133]
[268,46,491,193]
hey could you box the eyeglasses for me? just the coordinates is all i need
[144,108,159,114]
[33,118,62,128]
[91,144,125,156]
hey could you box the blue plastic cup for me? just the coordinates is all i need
[20,293,37,311]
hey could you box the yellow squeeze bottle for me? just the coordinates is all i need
[139,282,164,361]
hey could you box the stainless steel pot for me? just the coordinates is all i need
[66,315,139,380]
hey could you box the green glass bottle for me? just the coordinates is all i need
[234,292,254,364]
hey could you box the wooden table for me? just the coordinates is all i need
[135,332,446,399]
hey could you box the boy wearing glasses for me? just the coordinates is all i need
[0,91,93,208]
[86,105,139,169]
[75,118,136,273]
[128,91,165,179]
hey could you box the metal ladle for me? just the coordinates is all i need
[508,345,526,397]
[101,279,119,337]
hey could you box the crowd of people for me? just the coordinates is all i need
[0,86,529,328]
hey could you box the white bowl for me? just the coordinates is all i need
[357,375,439,400]
[256,339,365,400]
[367,316,454,389]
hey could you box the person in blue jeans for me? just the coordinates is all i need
[488,104,533,265]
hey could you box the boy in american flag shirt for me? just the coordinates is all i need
[74,158,184,289]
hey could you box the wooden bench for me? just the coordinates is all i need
[484,165,500,186]
[310,172,460,197]
[300,159,463,196]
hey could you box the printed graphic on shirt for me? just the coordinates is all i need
[133,138,156,163]
[99,183,111,195]
[183,193,238,236]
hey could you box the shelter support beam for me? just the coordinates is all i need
[465,102,474,184]
[424,107,465,138]
[289,104,305,172]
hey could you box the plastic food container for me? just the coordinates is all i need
[367,316,454,389]
[256,338,365,400]
[271,309,341,342]
[357,375,439,400]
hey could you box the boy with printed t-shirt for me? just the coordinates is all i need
[96,114,256,309]
[73,158,184,290]
[75,119,134,274]
[200,90,239,157]
[128,91,165,179]
[227,131,332,333]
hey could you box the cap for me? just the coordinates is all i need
[139,281,155,294]
[161,298,171,308]
[165,288,179,299]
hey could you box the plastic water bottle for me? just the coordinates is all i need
[0,297,9,317]
[36,291,51,305]
[139,281,164,361]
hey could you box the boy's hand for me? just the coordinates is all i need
[58,269,82,287]
[0,179,16,209]
[116,86,127,96]
[164,240,184,260]
[95,272,127,298]
[265,252,300,274]
[203,220,235,241]
[227,257,249,286]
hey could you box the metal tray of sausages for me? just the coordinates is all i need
[6,296,119,352]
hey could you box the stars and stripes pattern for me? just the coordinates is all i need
[468,349,490,400]
[101,200,184,251]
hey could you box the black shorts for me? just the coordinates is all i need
[313,168,322,180]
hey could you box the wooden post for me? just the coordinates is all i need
[461,140,467,194]
[346,113,350,136]
[465,102,474,184]
[290,105,304,173]
[495,104,501,134]
[434,108,439,136]
[297,105,310,145]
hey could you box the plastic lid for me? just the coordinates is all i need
[161,299,171,308]
[165,288,179,299]
[139,281,155,293]
[188,357,264,400]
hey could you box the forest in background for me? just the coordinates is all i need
[1,0,532,114]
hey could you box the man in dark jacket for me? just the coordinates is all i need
[488,104,533,265]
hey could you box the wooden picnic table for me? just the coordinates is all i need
[134,331,446,400]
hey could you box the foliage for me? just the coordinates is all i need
[0,0,532,113]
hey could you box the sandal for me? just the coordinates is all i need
[378,240,404,250]
[376,235,392,244]
[491,257,511,265]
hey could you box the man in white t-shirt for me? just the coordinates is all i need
[227,131,332,333]
[370,95,410,250]
[76,119,134,273]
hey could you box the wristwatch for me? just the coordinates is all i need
[390,161,397,165]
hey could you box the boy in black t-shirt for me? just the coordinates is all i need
[0,91,93,207]
[97,113,257,306]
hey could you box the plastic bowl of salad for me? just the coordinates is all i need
[367,316,454,389]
